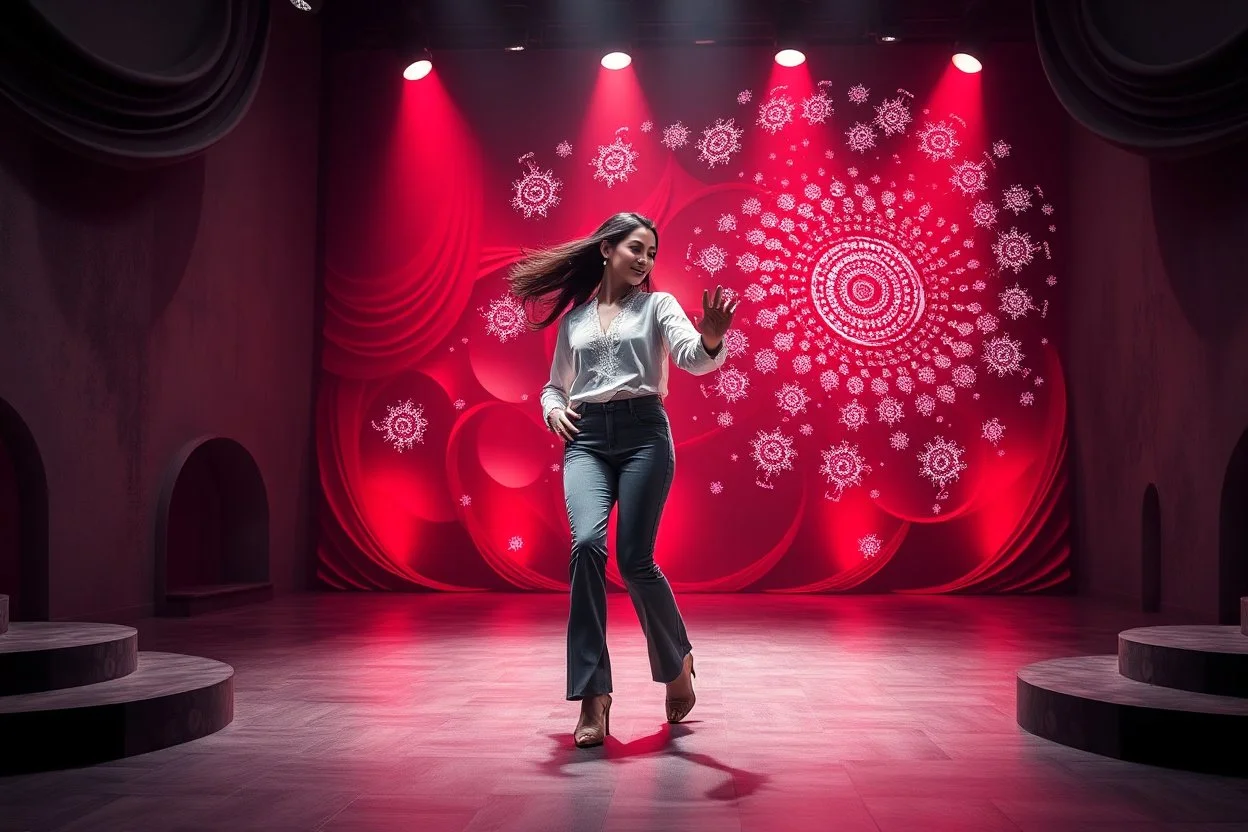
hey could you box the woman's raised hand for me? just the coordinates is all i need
[698,285,740,342]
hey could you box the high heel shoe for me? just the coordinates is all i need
[573,693,612,748]
[665,653,696,724]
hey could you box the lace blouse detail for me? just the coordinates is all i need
[582,291,644,382]
[539,290,728,422]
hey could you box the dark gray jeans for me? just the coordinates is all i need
[561,394,692,700]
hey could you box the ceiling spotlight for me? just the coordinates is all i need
[289,0,320,11]
[952,51,982,73]
[404,48,433,80]
[775,48,806,67]
[403,59,433,80]
[502,3,528,52]
[601,51,632,70]
[872,0,901,45]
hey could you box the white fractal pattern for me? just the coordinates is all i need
[684,89,1059,497]
[371,400,428,453]
[510,153,561,219]
[506,77,1059,512]
[479,294,527,343]
[589,129,638,187]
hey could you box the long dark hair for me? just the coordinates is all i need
[508,212,659,330]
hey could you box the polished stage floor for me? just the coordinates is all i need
[3,592,1247,831]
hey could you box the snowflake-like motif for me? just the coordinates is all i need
[992,228,1037,273]
[845,123,876,153]
[750,428,798,480]
[951,365,977,388]
[858,533,882,558]
[949,160,988,195]
[840,399,868,431]
[971,201,998,228]
[696,118,744,168]
[507,535,524,552]
[917,436,968,489]
[802,87,835,124]
[776,383,811,416]
[1020,391,1035,406]
[876,396,904,426]
[820,440,872,499]
[992,140,1011,158]
[713,366,751,403]
[1001,185,1032,214]
[757,89,796,134]
[555,140,572,158]
[510,156,562,219]
[695,245,729,275]
[723,329,749,358]
[371,400,428,453]
[710,480,724,494]
[982,334,1025,377]
[459,494,472,507]
[661,121,691,151]
[889,431,909,451]
[916,121,960,161]
[589,133,639,187]
[640,120,654,133]
[717,214,738,232]
[982,417,1005,446]
[998,284,1035,320]
[716,411,734,428]
[847,84,870,104]
[480,294,527,342]
[737,89,752,104]
[872,97,912,136]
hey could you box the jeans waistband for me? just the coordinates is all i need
[576,395,661,413]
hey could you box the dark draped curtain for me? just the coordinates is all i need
[1033,0,1248,157]
[0,0,270,166]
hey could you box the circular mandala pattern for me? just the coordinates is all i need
[805,236,929,352]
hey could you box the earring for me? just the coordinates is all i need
[603,258,607,265]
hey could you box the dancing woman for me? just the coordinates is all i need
[508,212,740,748]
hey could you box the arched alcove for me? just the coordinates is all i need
[155,437,271,616]
[1141,483,1161,613]
[1219,430,1248,625]
[0,398,50,621]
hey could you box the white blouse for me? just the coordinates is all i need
[540,289,728,422]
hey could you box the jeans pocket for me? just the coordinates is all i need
[634,407,669,428]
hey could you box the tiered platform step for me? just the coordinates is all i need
[0,593,7,634]
[0,612,235,773]
[163,581,272,617]
[0,623,138,696]
[1119,625,1248,697]
[0,651,233,775]
[1017,655,1248,775]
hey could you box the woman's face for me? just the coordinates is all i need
[603,226,657,288]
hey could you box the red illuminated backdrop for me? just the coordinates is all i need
[317,45,1070,593]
